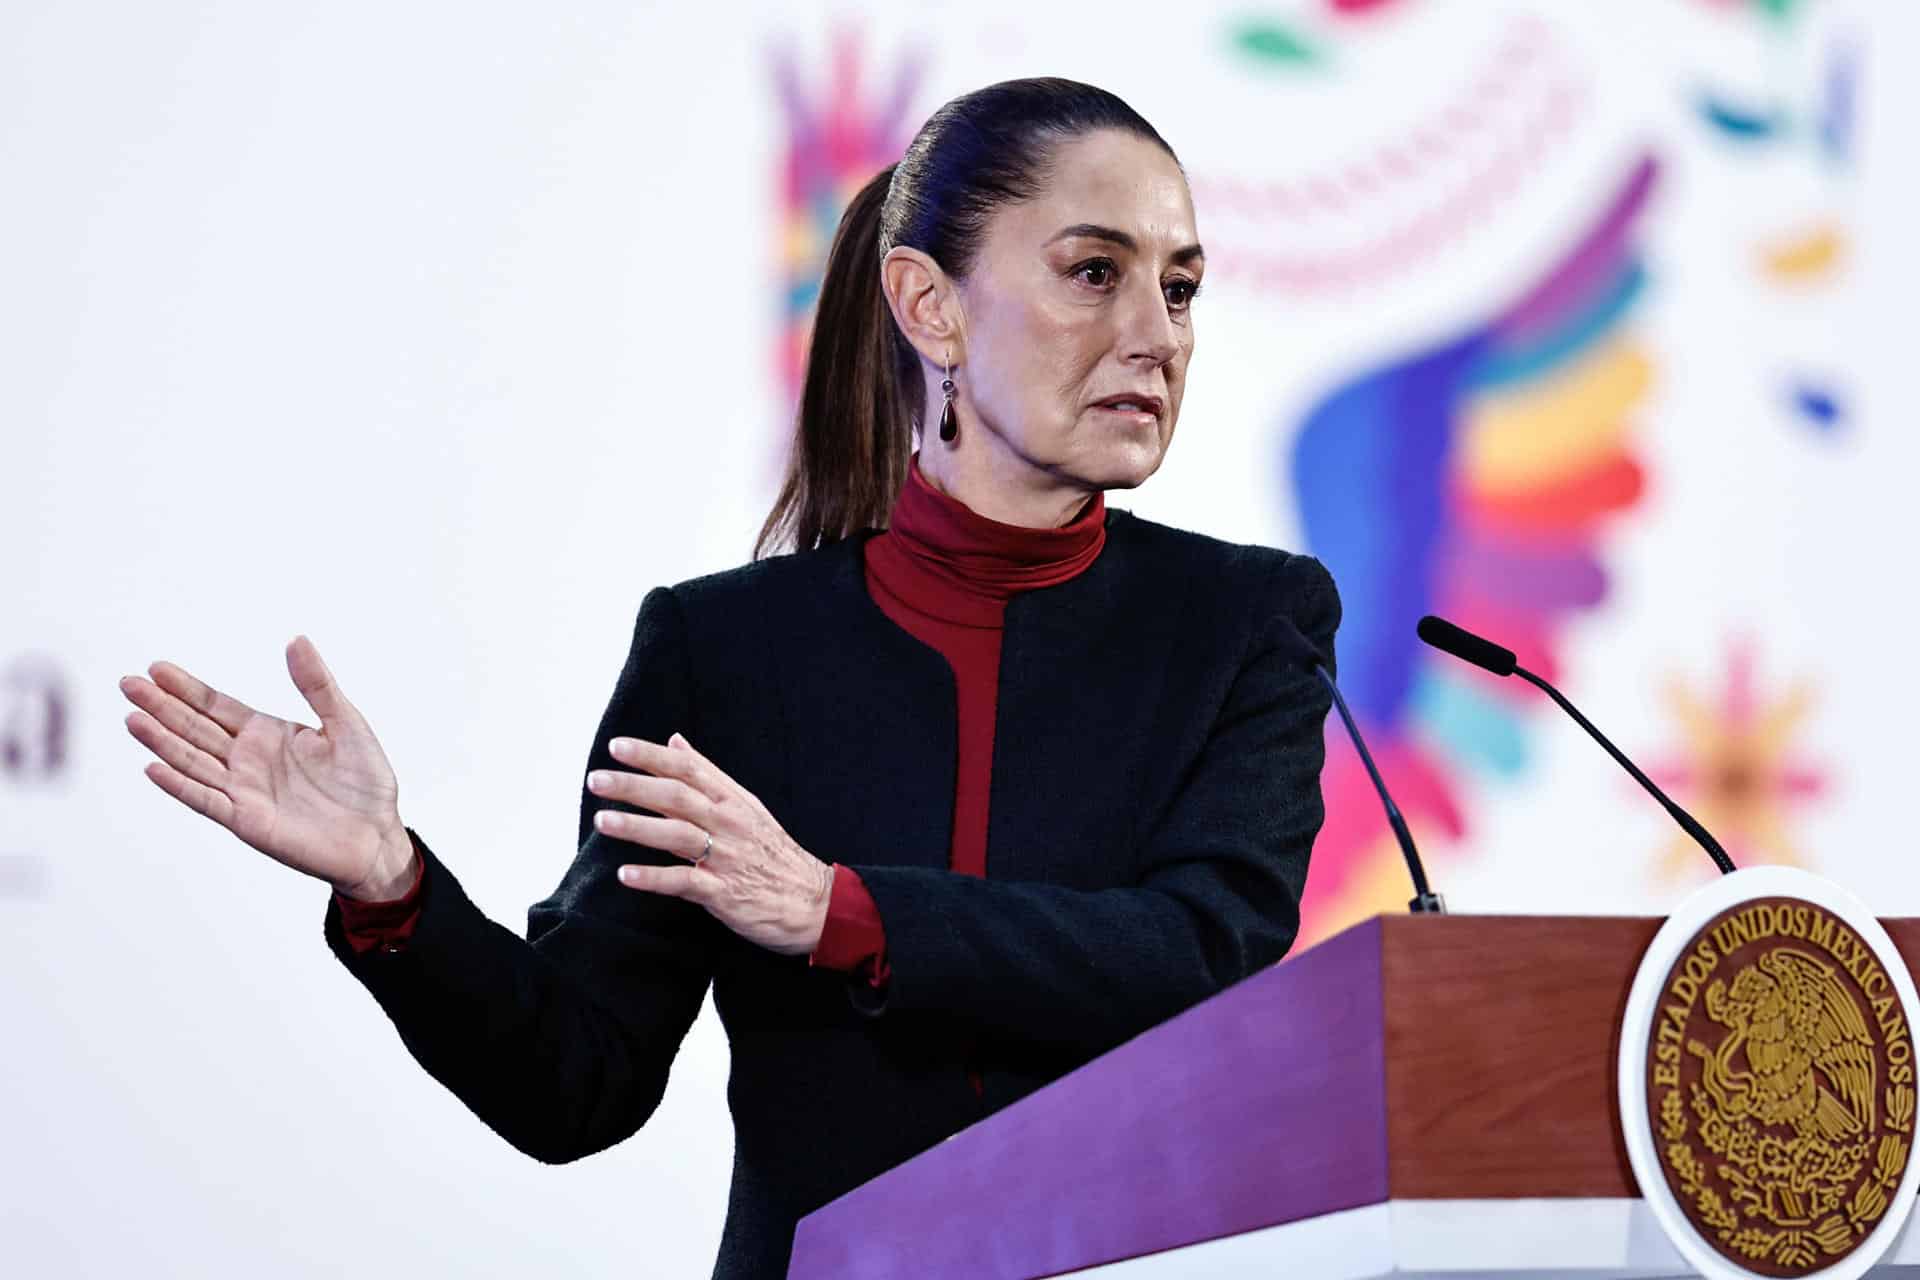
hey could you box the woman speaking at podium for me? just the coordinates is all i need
[118,78,1340,1279]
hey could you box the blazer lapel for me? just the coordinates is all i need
[770,532,959,873]
[987,510,1191,887]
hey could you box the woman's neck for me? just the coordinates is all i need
[914,442,1099,529]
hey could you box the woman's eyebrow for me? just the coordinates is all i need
[1047,223,1205,266]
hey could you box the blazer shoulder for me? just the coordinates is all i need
[1109,508,1338,617]
[652,537,851,616]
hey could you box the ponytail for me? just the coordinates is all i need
[754,166,918,559]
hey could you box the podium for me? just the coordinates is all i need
[787,915,1920,1279]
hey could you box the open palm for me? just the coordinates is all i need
[120,635,408,898]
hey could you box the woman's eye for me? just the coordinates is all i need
[1073,258,1117,289]
[1165,279,1203,310]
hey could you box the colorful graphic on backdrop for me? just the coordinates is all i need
[1,653,65,900]
[772,31,923,433]
[2,654,67,782]
[1645,640,1828,880]
[1198,15,1586,294]
[1287,153,1660,945]
[1688,2,1860,436]
[1226,0,1429,75]
[1691,0,1845,155]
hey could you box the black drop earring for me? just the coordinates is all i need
[938,355,957,444]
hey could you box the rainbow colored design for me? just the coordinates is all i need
[1286,153,1660,946]
[772,31,923,412]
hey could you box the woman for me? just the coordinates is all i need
[118,78,1339,1279]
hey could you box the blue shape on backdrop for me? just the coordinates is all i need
[1789,379,1845,433]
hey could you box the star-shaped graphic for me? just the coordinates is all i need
[1645,640,1827,879]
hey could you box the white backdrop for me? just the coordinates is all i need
[6,1,1918,1275]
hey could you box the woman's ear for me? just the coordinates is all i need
[880,246,966,367]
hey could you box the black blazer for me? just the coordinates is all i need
[322,505,1340,1279]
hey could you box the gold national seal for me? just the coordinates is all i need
[1646,896,1916,1275]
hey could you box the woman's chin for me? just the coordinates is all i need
[1082,441,1166,491]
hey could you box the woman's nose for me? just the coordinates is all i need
[1119,279,1181,366]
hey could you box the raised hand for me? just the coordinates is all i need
[119,636,417,901]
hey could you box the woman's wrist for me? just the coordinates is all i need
[336,825,420,903]
[801,859,835,954]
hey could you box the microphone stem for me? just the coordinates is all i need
[1312,665,1445,911]
[1512,666,1737,876]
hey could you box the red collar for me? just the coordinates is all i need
[864,453,1108,627]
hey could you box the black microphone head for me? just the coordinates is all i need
[1416,615,1517,677]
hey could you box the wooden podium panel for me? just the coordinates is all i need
[786,914,1920,1280]
[1380,916,1661,1199]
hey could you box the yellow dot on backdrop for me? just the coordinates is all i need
[1758,221,1846,283]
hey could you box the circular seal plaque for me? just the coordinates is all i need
[1620,867,1920,1280]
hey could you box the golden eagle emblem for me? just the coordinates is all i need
[1694,948,1876,1148]
[1646,898,1915,1274]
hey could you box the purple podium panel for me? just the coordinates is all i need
[787,918,1392,1280]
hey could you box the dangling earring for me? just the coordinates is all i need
[938,354,958,444]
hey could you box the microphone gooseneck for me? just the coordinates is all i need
[1414,614,1737,877]
[1277,620,1445,914]
[1315,667,1446,913]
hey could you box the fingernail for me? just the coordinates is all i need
[619,866,638,883]
[608,737,630,756]
[587,771,609,791]
[670,732,687,747]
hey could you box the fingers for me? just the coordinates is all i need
[148,660,259,736]
[286,635,359,731]
[616,861,703,902]
[125,707,232,797]
[138,757,236,828]
[593,809,712,863]
[119,674,234,763]
[665,733,737,800]
[607,735,732,803]
[586,769,715,826]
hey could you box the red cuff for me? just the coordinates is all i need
[808,864,889,989]
[334,837,426,956]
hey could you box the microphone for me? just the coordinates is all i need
[1414,615,1736,876]
[1276,620,1446,915]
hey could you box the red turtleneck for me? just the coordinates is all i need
[334,454,1110,1086]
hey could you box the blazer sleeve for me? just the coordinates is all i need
[320,585,723,1164]
[840,552,1340,1061]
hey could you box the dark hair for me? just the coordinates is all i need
[753,77,1179,558]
